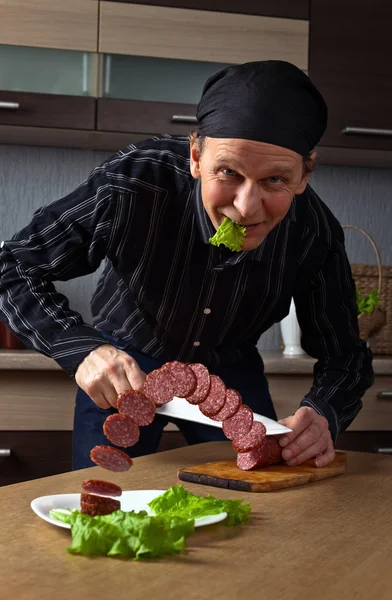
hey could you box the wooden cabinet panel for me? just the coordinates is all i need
[101,0,310,20]
[99,2,309,69]
[268,374,392,431]
[0,92,96,130]
[0,431,72,486]
[97,98,197,135]
[310,0,392,151]
[0,0,99,52]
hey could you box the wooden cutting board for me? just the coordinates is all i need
[178,451,347,492]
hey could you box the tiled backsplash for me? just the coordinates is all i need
[0,144,391,350]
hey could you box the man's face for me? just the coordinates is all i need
[190,137,314,251]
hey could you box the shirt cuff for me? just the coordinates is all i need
[300,396,340,443]
[50,324,112,377]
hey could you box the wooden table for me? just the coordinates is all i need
[1,442,392,600]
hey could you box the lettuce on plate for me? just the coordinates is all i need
[148,485,251,527]
[209,217,246,252]
[50,508,194,560]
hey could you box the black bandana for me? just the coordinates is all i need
[196,61,328,156]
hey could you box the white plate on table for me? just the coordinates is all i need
[31,489,227,529]
[156,396,292,436]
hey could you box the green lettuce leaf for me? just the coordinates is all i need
[148,485,251,527]
[356,288,381,315]
[209,217,246,252]
[50,508,194,560]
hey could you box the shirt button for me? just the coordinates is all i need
[203,308,212,315]
[193,341,201,347]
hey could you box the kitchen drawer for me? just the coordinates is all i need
[0,431,72,486]
[336,431,392,454]
[268,374,392,431]
[97,98,197,135]
[0,92,96,130]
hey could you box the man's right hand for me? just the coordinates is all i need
[75,344,147,409]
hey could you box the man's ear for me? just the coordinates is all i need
[295,151,316,195]
[189,140,201,179]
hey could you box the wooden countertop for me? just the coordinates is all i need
[1,442,392,600]
[1,348,392,375]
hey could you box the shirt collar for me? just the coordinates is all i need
[193,179,297,264]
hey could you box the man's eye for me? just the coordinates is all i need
[268,176,284,184]
[222,169,237,177]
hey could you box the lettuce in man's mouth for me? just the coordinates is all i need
[50,485,251,560]
[209,217,246,252]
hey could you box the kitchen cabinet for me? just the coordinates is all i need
[310,0,392,152]
[102,0,310,20]
[0,0,99,53]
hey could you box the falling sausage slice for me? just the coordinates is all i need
[103,414,140,448]
[210,388,242,421]
[236,446,264,471]
[198,375,226,417]
[222,404,253,441]
[90,445,133,472]
[80,492,121,516]
[164,361,197,397]
[143,367,176,406]
[117,389,156,426]
[232,420,267,453]
[81,479,122,498]
[185,363,211,405]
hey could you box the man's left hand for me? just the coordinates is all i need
[278,406,335,468]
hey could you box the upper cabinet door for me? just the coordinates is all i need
[0,0,99,52]
[99,2,309,70]
[309,0,392,151]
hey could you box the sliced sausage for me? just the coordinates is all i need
[256,436,283,467]
[90,445,133,472]
[163,361,197,397]
[232,420,267,453]
[198,374,226,417]
[143,367,176,406]
[80,493,121,516]
[117,389,156,426]
[103,413,140,448]
[236,446,264,471]
[210,388,242,421]
[185,363,211,405]
[222,404,253,441]
[81,479,122,498]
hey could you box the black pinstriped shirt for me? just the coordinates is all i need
[0,136,373,440]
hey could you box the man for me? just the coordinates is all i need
[0,61,373,470]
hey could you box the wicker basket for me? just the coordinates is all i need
[343,225,390,355]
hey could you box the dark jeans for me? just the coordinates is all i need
[72,334,276,470]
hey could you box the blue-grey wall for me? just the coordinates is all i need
[0,144,391,350]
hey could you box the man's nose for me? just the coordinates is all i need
[233,183,263,219]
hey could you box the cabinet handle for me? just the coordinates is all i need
[0,449,11,457]
[342,126,392,137]
[376,448,392,454]
[0,101,20,110]
[171,115,198,124]
[377,391,392,399]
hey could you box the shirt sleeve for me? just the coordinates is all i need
[293,231,374,442]
[0,163,116,376]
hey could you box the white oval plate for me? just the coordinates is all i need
[31,489,227,529]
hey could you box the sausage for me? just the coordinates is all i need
[236,436,283,471]
[210,388,242,421]
[185,363,211,405]
[90,445,133,472]
[117,389,156,426]
[81,479,122,497]
[232,420,267,453]
[198,374,226,417]
[103,413,140,448]
[222,404,254,441]
[256,436,283,467]
[163,361,197,397]
[143,367,176,406]
[80,492,121,516]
